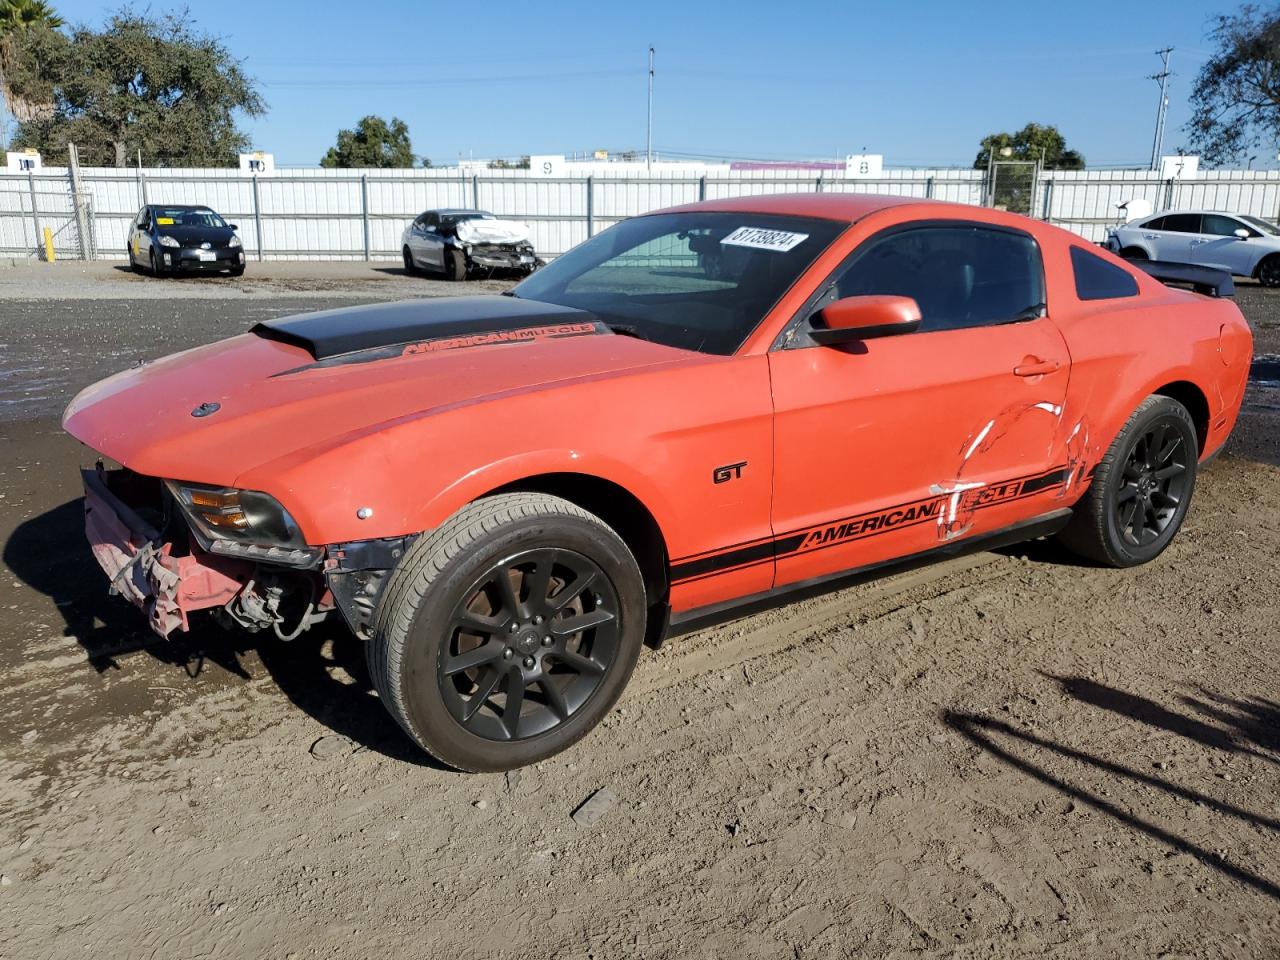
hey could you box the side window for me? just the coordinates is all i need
[1070,246,1139,300]
[828,225,1045,333]
[1161,213,1202,234]
[1143,216,1166,230]
[135,209,150,229]
[1202,214,1249,237]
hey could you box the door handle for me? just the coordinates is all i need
[1142,234,1158,239]
[1013,358,1061,377]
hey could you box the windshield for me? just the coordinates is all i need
[512,212,846,354]
[1241,215,1280,236]
[153,208,227,229]
[441,212,495,225]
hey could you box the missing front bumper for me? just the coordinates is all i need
[81,467,251,636]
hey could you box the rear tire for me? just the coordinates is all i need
[367,493,647,772]
[444,248,467,281]
[229,267,245,277]
[1058,395,1197,567]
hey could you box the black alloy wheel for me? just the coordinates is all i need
[1058,395,1198,567]
[366,492,646,771]
[1258,255,1280,287]
[440,548,620,742]
[1113,419,1191,548]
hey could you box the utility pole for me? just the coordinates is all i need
[646,46,654,170]
[1149,47,1173,171]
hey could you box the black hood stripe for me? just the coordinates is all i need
[270,321,608,377]
[252,295,596,360]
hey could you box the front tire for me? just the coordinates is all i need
[402,246,417,275]
[367,493,647,772]
[1058,395,1197,567]
[1119,246,1149,261]
[444,248,467,281]
[1257,254,1280,287]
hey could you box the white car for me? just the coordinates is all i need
[1107,209,1280,287]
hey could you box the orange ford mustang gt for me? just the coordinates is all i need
[63,194,1253,771]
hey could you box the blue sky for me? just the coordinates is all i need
[41,0,1248,168]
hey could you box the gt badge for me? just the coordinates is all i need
[713,461,747,484]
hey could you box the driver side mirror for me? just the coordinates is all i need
[1234,228,1250,240]
[809,295,922,345]
[229,223,239,231]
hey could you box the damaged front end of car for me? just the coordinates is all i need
[452,217,538,274]
[82,464,409,643]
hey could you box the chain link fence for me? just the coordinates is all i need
[987,161,1038,216]
[0,175,94,260]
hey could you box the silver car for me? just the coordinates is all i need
[1107,209,1280,286]
[401,208,537,281]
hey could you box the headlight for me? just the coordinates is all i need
[156,235,180,248]
[165,481,320,567]
[228,235,242,248]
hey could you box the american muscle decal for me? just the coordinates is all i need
[670,466,1074,584]
[273,321,607,377]
[401,322,599,356]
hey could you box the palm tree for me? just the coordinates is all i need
[0,0,62,124]
[0,0,61,30]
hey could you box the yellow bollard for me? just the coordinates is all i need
[43,227,55,263]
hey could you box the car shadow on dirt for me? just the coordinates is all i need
[3,496,441,768]
[943,681,1280,902]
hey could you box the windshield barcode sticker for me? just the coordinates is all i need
[721,226,809,252]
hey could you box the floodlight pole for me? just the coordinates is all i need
[1149,47,1173,171]
[647,46,654,170]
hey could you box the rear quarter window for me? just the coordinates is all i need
[1071,246,1139,300]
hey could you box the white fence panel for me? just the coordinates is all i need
[6,162,1280,260]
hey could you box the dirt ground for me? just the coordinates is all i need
[1,263,1278,959]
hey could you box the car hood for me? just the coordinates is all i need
[155,226,236,245]
[63,296,694,487]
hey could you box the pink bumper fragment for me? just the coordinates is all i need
[83,475,247,637]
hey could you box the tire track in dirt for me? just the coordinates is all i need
[630,553,1005,699]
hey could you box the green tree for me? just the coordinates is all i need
[320,115,414,168]
[973,122,1085,170]
[1187,4,1280,166]
[8,8,263,166]
[0,0,62,124]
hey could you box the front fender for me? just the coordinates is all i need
[419,450,678,540]
[233,352,777,602]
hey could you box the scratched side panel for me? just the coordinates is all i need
[769,318,1075,590]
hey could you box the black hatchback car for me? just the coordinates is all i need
[127,204,246,276]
